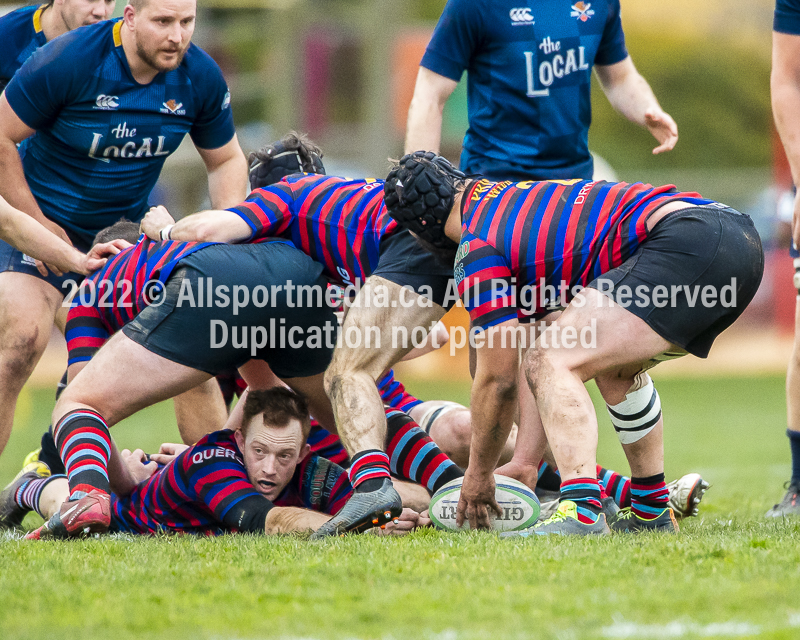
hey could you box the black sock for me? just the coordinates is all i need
[789,429,800,487]
[39,428,66,475]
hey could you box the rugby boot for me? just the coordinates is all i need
[667,473,709,518]
[609,506,679,533]
[310,478,402,538]
[25,490,110,539]
[0,465,49,529]
[765,482,800,518]
[501,500,610,537]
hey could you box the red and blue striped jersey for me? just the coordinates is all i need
[228,174,397,287]
[110,430,351,535]
[457,179,714,329]
[65,234,216,367]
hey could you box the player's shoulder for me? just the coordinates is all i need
[0,4,38,31]
[174,42,226,89]
[22,19,115,73]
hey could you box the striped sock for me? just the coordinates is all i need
[597,465,631,507]
[54,409,112,499]
[348,449,391,491]
[14,475,66,518]
[385,409,463,493]
[630,473,669,519]
[559,477,602,524]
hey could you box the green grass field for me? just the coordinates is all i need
[1,374,799,640]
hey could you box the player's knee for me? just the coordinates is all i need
[605,372,661,445]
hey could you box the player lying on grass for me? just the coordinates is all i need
[11,388,423,538]
[384,152,764,536]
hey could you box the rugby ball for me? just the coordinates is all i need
[429,474,540,532]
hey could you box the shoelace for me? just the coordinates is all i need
[613,508,634,521]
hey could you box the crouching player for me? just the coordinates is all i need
[384,152,763,535]
[13,388,421,537]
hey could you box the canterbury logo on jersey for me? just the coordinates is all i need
[571,2,595,22]
[94,94,119,110]
[509,7,534,24]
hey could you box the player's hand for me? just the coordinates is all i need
[141,205,176,240]
[417,509,432,528]
[121,448,158,484]
[375,508,419,536]
[645,108,678,155]
[456,469,501,530]
[77,239,130,275]
[494,459,538,491]
[37,219,74,277]
[148,442,189,465]
[792,190,800,252]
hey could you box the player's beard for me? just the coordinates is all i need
[136,39,188,73]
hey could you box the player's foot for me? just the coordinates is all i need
[310,478,402,538]
[667,473,709,518]
[765,482,800,518]
[25,490,110,540]
[502,500,610,537]
[0,465,50,529]
[610,507,679,533]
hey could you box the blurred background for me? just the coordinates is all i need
[0,0,792,385]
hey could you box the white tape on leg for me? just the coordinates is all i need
[606,373,662,445]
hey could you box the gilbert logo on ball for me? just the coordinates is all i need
[429,475,540,532]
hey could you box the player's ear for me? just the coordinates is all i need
[299,443,310,460]
[234,429,246,450]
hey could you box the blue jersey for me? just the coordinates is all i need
[0,4,47,91]
[775,0,800,34]
[421,0,628,181]
[5,19,235,247]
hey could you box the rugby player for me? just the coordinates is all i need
[0,0,116,91]
[0,0,248,463]
[140,134,466,536]
[13,389,421,538]
[384,151,764,535]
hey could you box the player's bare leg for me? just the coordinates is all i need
[523,287,678,533]
[173,378,229,445]
[0,274,62,457]
[325,277,444,453]
[315,277,446,537]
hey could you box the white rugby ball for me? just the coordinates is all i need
[429,474,540,532]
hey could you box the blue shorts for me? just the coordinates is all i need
[0,237,84,295]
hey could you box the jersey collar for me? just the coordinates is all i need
[32,5,45,33]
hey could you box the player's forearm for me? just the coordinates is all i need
[0,197,84,271]
[206,152,249,210]
[264,506,332,534]
[0,137,45,219]
[468,373,518,476]
[404,68,456,154]
[772,75,800,187]
[169,209,252,243]
[597,61,660,127]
